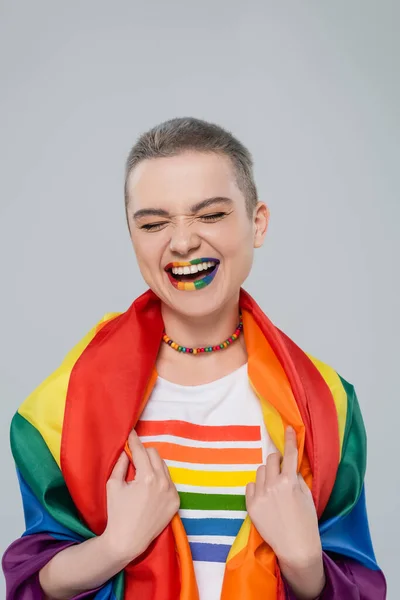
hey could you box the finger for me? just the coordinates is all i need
[265,451,281,482]
[128,429,153,477]
[146,447,165,472]
[255,465,266,494]
[161,459,172,480]
[280,426,298,477]
[109,451,129,481]
[245,481,256,504]
[147,448,173,491]
[160,459,173,490]
[298,472,311,495]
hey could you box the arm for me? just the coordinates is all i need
[283,550,387,599]
[279,554,326,599]
[2,535,81,600]
[246,426,328,600]
[280,449,387,600]
[38,535,130,600]
[281,368,387,599]
[39,432,180,599]
[282,377,388,600]
[3,426,179,600]
[246,424,387,600]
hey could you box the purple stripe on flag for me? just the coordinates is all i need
[283,552,387,599]
[2,533,102,599]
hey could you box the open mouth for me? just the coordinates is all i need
[164,258,220,291]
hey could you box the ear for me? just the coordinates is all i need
[253,202,269,248]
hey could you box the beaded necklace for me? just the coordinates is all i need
[162,313,243,354]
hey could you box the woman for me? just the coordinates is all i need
[3,117,386,599]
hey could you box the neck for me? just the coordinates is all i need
[160,300,241,349]
[157,298,248,385]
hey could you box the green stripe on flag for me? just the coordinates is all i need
[11,412,93,539]
[112,571,125,599]
[320,375,366,522]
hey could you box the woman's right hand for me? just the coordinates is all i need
[102,428,180,563]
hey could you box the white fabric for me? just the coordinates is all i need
[137,363,278,600]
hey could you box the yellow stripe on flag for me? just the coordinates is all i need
[18,312,121,467]
[306,354,347,457]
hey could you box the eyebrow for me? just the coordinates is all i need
[132,196,234,220]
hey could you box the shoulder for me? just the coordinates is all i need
[11,311,123,465]
[12,312,122,458]
[307,353,351,406]
[305,352,367,457]
[278,325,366,463]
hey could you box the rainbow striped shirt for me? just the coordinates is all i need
[137,363,278,600]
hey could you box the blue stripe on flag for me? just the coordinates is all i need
[319,485,380,571]
[17,469,85,542]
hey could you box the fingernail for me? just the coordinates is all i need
[287,426,294,434]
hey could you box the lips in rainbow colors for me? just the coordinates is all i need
[164,258,220,291]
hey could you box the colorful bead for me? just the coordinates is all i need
[162,314,243,355]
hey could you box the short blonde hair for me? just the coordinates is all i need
[124,117,258,220]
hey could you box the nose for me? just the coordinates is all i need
[169,222,201,256]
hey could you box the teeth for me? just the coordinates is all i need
[170,261,217,276]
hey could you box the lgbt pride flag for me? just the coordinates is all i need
[3,289,387,599]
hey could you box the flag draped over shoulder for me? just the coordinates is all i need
[2,289,387,599]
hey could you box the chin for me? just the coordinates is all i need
[146,269,242,318]
[164,286,239,319]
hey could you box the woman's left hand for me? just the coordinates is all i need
[245,425,322,569]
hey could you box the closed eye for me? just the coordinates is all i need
[140,212,228,231]
[140,222,168,232]
[200,212,228,222]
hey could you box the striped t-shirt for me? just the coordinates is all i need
[137,362,278,600]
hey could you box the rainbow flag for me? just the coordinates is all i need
[2,289,387,599]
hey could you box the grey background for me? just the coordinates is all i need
[1,1,398,597]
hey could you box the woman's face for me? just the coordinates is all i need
[126,151,268,318]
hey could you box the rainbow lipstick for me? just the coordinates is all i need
[164,257,220,291]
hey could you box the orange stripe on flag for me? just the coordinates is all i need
[142,441,263,464]
[136,420,261,442]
